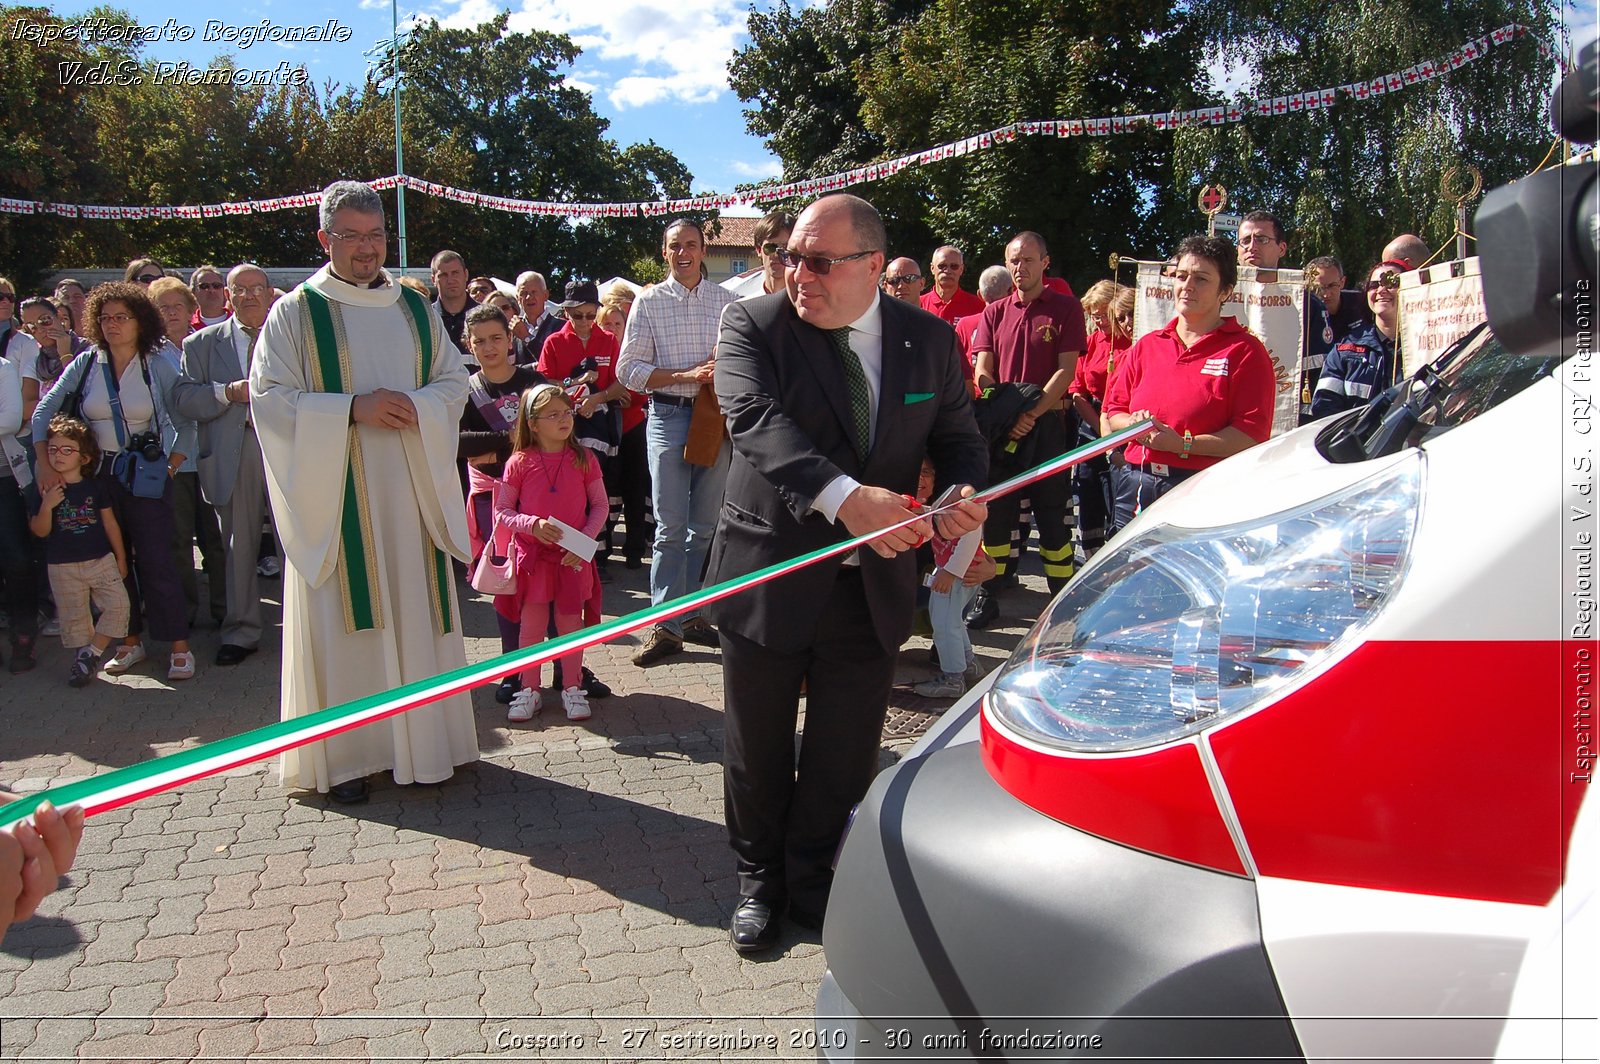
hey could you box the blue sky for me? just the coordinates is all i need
[56,0,1600,205]
[70,0,796,198]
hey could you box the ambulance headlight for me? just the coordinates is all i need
[987,453,1422,752]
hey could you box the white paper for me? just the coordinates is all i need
[549,517,599,562]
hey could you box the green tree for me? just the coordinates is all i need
[353,14,695,286]
[854,0,1205,282]
[1175,0,1563,270]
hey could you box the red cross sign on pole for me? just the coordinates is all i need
[1198,183,1229,236]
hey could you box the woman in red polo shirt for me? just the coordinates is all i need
[1101,234,1275,535]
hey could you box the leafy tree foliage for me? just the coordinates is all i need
[0,6,694,291]
[730,0,1565,286]
[1174,0,1562,272]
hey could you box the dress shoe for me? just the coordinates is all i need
[729,897,782,952]
[214,644,257,667]
[681,617,719,648]
[580,667,611,699]
[964,586,1000,629]
[328,778,370,805]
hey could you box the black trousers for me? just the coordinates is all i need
[720,568,896,915]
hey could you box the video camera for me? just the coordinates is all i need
[1476,35,1598,354]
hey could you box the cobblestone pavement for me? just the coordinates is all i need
[0,558,1050,1061]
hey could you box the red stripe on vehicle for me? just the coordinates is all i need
[1210,640,1586,905]
[981,714,1248,876]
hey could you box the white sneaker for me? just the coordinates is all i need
[507,686,540,722]
[38,614,60,637]
[103,643,147,675]
[561,686,591,721]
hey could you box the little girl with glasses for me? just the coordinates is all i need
[494,384,609,723]
[27,416,131,687]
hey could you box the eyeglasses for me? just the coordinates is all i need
[230,283,271,297]
[776,249,874,275]
[45,445,80,456]
[760,242,785,259]
[326,230,388,248]
[0,292,14,302]
[533,409,574,422]
[566,311,596,321]
[136,274,163,284]
[98,313,134,326]
[21,317,54,330]
[885,273,923,286]
[933,263,962,272]
[1237,234,1281,247]
[1366,272,1401,292]
[195,281,226,291]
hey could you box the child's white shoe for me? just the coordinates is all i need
[507,687,540,722]
[561,686,591,721]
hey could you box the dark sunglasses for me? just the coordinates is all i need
[1366,272,1401,292]
[885,273,923,285]
[195,281,226,291]
[760,242,785,259]
[776,249,874,275]
[136,274,162,284]
[0,292,15,302]
[567,311,597,321]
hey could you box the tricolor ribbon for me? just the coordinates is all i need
[0,420,1153,830]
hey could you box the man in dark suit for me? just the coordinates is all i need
[707,194,988,951]
[173,264,279,666]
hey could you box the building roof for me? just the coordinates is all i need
[708,216,761,251]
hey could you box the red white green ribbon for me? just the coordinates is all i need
[0,419,1151,829]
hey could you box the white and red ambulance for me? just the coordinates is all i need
[816,317,1593,1061]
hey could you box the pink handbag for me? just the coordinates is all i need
[471,514,518,596]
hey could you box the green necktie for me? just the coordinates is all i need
[828,326,872,461]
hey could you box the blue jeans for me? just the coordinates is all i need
[645,403,728,637]
[928,578,978,674]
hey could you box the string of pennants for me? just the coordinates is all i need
[0,23,1562,222]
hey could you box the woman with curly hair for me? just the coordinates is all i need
[31,282,197,681]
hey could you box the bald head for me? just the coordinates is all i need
[1382,234,1430,270]
[883,256,925,302]
[785,194,888,330]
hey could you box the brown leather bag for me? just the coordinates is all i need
[683,383,726,467]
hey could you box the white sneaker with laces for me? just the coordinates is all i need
[507,687,540,722]
[561,686,591,721]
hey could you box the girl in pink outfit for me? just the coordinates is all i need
[495,384,609,723]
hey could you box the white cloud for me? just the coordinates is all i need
[431,0,757,109]
[729,157,782,180]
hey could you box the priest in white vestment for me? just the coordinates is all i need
[251,180,479,803]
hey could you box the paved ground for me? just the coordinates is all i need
[0,556,1052,1061]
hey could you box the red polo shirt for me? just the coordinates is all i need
[1102,316,1275,471]
[971,287,1087,388]
[921,287,985,325]
[1070,329,1131,404]
[538,322,637,429]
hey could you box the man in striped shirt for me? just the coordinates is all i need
[616,219,738,666]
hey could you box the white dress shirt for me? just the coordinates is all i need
[812,293,885,524]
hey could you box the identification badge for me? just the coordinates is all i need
[1150,462,1171,476]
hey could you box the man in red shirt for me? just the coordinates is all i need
[967,231,1086,624]
[921,245,986,325]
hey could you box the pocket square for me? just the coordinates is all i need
[904,392,935,404]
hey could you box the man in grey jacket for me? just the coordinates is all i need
[173,265,279,666]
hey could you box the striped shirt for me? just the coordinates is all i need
[616,274,738,399]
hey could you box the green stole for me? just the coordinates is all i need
[298,282,455,637]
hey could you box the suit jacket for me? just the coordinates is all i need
[705,292,987,654]
[173,318,254,508]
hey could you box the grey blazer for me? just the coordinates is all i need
[173,319,252,508]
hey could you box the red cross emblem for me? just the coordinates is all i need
[1198,184,1228,215]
